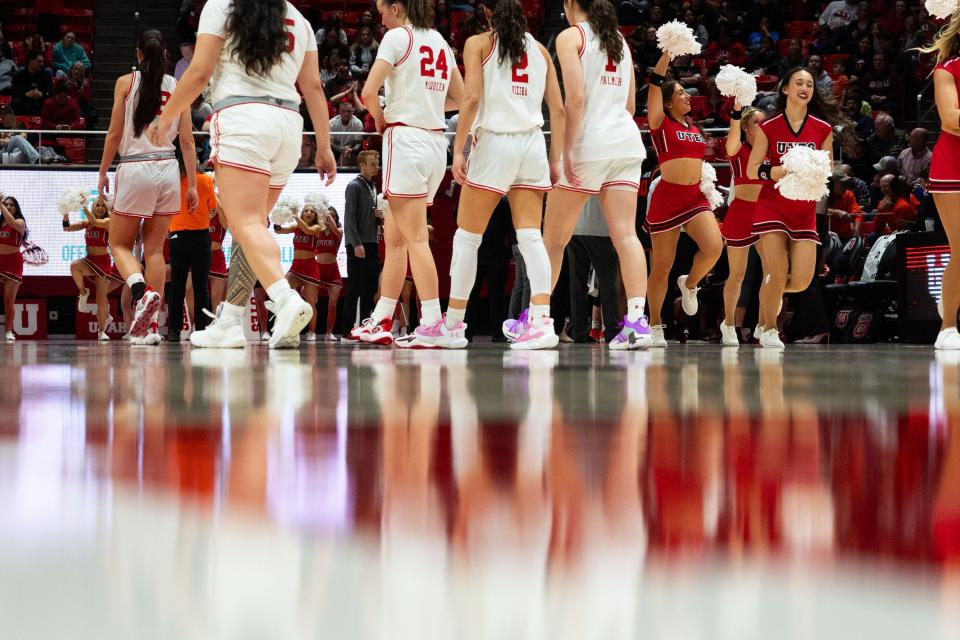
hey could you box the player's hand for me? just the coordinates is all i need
[563,153,580,188]
[315,146,337,186]
[354,245,366,259]
[452,152,467,185]
[373,112,386,134]
[549,160,562,187]
[147,118,167,147]
[186,187,199,212]
[733,99,742,111]
[98,173,110,196]
[771,165,787,181]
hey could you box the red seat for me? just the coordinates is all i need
[823,53,849,70]
[785,20,817,39]
[756,74,778,91]
[56,136,87,163]
[0,96,11,106]
[689,95,708,118]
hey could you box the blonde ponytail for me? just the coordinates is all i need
[919,9,960,67]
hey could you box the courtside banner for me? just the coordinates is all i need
[2,169,353,277]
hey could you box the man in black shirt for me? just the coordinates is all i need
[343,150,382,329]
[12,51,52,116]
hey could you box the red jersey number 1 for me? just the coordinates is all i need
[605,55,617,73]
[511,53,529,84]
[420,46,449,80]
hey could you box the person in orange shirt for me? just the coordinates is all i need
[874,174,918,236]
[826,173,863,240]
[167,148,217,343]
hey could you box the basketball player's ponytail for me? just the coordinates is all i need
[579,0,623,64]
[492,0,528,66]
[226,0,289,77]
[919,9,960,68]
[388,0,434,30]
[133,30,166,138]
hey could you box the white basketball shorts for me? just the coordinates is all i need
[210,103,303,189]
[465,128,551,195]
[382,126,448,205]
[113,158,180,218]
[558,156,644,195]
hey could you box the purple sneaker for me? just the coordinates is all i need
[609,316,652,350]
[502,308,529,342]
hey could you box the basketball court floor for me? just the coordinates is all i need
[2,342,960,638]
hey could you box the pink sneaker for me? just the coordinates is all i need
[510,317,560,351]
[396,316,468,349]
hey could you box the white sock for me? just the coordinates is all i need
[266,279,293,303]
[591,320,601,329]
[445,306,466,328]
[220,302,245,322]
[515,228,551,300]
[421,298,441,325]
[126,272,144,288]
[449,228,482,301]
[627,297,646,322]
[372,297,397,324]
[530,304,550,321]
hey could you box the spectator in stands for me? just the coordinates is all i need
[860,51,901,113]
[683,9,710,48]
[826,173,863,240]
[634,27,663,73]
[809,24,838,56]
[349,28,378,79]
[747,16,779,49]
[359,9,385,42]
[776,40,806,77]
[670,54,702,96]
[874,174,917,235]
[0,40,14,95]
[831,59,849,102]
[645,5,668,29]
[841,164,871,209]
[867,114,906,160]
[0,29,13,63]
[320,50,343,84]
[317,14,349,47]
[52,32,91,80]
[11,51,52,117]
[40,83,81,130]
[878,0,909,39]
[750,0,785,33]
[843,93,874,139]
[717,2,745,43]
[845,2,872,43]
[819,0,859,31]
[435,0,452,40]
[67,62,94,122]
[898,128,931,183]
[902,15,924,51]
[807,55,834,97]
[870,156,899,208]
[749,35,780,74]
[190,95,212,131]
[911,168,940,232]
[319,31,350,73]
[705,26,746,70]
[299,136,316,168]
[0,105,39,164]
[174,41,194,81]
[176,0,203,43]
[325,62,355,101]
[22,35,49,70]
[329,100,364,166]
[846,35,872,80]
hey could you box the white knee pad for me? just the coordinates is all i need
[516,228,551,297]
[449,228,483,301]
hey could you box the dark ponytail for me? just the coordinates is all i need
[388,0,434,30]
[774,67,844,125]
[226,0,289,77]
[133,29,167,138]
[579,0,623,64]
[492,0,528,66]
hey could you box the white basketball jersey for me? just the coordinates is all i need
[198,0,316,105]
[570,22,644,162]
[119,72,179,157]
[377,25,454,131]
[474,32,546,134]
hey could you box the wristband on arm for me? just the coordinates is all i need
[730,108,742,120]
[648,72,665,87]
[758,162,773,181]
[62,219,70,229]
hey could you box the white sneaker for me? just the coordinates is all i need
[4,331,14,342]
[353,317,395,345]
[260,332,271,343]
[720,321,739,346]
[190,308,247,349]
[268,294,313,349]
[180,329,192,341]
[754,324,764,342]
[510,317,560,351]
[677,275,699,316]
[935,328,960,350]
[396,317,468,349]
[938,298,944,319]
[323,333,340,343]
[760,328,785,349]
[78,289,91,312]
[122,332,132,342]
[305,332,317,342]
[650,325,667,348]
[98,331,110,342]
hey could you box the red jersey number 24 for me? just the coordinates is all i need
[420,46,449,80]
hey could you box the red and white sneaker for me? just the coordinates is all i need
[510,317,560,351]
[133,321,163,346]
[352,317,394,345]
[129,288,161,339]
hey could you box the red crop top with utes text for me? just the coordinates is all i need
[730,142,764,187]
[314,230,340,256]
[209,215,226,245]
[85,225,109,249]
[0,222,23,248]
[293,231,315,253]
[650,116,706,162]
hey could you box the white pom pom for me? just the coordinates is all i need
[656,21,702,59]
[926,0,958,20]
[699,162,724,211]
[776,146,833,202]
[270,197,300,225]
[303,192,330,210]
[715,65,758,106]
[58,189,87,216]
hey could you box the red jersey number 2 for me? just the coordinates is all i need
[156,91,171,116]
[511,53,529,84]
[420,46,449,80]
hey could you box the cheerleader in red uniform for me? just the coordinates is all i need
[645,51,724,347]
[207,201,228,312]
[64,196,125,341]
[720,104,765,346]
[747,67,840,349]
[314,207,344,342]
[275,202,326,342]
[0,195,26,342]
[922,15,960,349]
